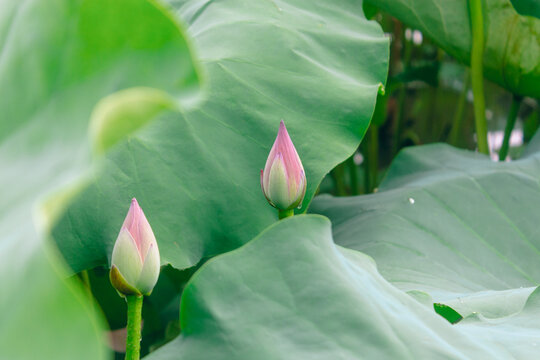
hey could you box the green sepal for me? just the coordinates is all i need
[110,265,142,297]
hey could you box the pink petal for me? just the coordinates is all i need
[121,198,155,260]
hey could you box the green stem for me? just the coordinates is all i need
[393,85,406,157]
[79,270,95,312]
[80,270,92,294]
[346,154,359,195]
[430,49,445,141]
[332,163,347,196]
[366,125,379,193]
[469,0,488,154]
[392,27,413,157]
[499,95,522,161]
[523,109,540,143]
[125,295,143,360]
[425,87,438,140]
[361,140,370,194]
[449,69,470,146]
[278,209,294,219]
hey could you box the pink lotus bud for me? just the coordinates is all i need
[261,120,307,211]
[110,198,160,296]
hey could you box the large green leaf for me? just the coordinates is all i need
[0,0,200,357]
[366,0,540,98]
[146,215,540,359]
[145,215,511,359]
[311,137,540,356]
[53,0,389,273]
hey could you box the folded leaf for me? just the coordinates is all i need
[312,134,540,357]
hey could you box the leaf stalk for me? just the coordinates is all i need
[499,95,522,161]
[469,0,489,154]
[278,209,294,219]
[125,295,143,360]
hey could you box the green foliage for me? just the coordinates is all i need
[433,303,463,324]
[144,215,503,359]
[366,0,540,98]
[3,0,539,357]
[0,0,200,358]
[144,213,540,359]
[52,0,389,274]
[511,0,540,18]
[312,135,540,357]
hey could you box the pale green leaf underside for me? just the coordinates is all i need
[90,87,178,156]
[311,134,540,357]
[146,215,540,359]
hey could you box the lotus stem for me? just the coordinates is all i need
[469,0,488,154]
[364,125,379,193]
[332,163,347,196]
[449,69,470,146]
[80,270,92,296]
[79,270,94,311]
[392,26,412,157]
[499,95,522,161]
[346,154,359,195]
[125,295,143,360]
[278,209,294,219]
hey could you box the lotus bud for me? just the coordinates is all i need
[110,198,160,296]
[261,120,307,211]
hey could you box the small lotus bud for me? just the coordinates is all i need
[261,120,307,211]
[110,198,160,296]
